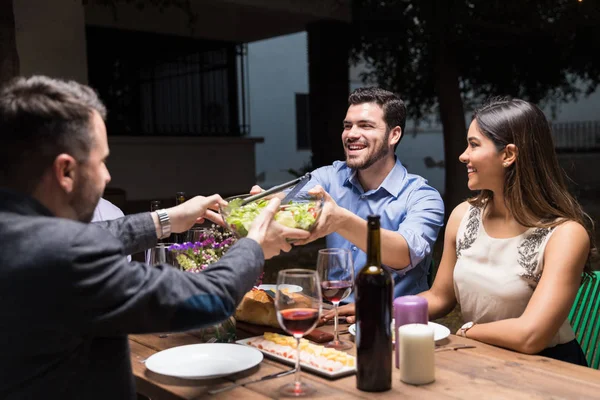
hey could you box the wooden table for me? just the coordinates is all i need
[129,324,600,399]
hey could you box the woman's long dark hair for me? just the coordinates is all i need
[468,98,596,274]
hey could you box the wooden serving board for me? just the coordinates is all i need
[236,320,334,343]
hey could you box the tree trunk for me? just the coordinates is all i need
[307,21,349,168]
[433,44,470,216]
[425,0,470,217]
[0,0,19,84]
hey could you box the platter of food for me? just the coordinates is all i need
[237,332,356,379]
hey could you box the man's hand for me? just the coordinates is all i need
[247,198,310,259]
[249,185,263,195]
[321,303,356,324]
[293,185,343,246]
[249,184,285,200]
[154,195,226,238]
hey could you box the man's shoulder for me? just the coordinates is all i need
[313,160,348,174]
[394,171,444,214]
[0,214,121,276]
[310,161,351,188]
[404,170,441,192]
[4,213,119,251]
[331,160,349,170]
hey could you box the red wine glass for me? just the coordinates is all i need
[275,269,322,397]
[316,248,354,350]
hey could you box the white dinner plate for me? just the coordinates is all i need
[348,321,450,342]
[257,284,302,293]
[144,343,263,379]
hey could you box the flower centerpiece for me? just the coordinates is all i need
[168,225,263,343]
[168,226,237,273]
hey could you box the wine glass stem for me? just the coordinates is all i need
[294,337,302,387]
[333,302,340,343]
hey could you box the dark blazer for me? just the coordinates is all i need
[0,189,264,399]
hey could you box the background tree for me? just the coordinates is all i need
[0,0,19,85]
[351,0,600,212]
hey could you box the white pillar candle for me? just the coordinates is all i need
[398,323,435,385]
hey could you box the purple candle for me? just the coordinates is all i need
[394,295,428,368]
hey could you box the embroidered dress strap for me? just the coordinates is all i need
[456,205,482,259]
[517,227,556,286]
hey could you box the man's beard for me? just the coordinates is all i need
[345,130,390,170]
[69,178,102,223]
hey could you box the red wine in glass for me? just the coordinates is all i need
[278,308,319,336]
[321,280,353,303]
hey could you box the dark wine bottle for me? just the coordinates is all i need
[150,200,161,212]
[355,215,393,392]
[174,192,186,243]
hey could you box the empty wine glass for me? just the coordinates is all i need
[145,243,178,266]
[275,269,322,397]
[145,242,178,338]
[316,248,354,350]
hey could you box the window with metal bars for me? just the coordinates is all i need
[86,26,248,137]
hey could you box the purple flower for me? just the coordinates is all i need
[169,225,237,273]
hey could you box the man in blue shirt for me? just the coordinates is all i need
[287,87,445,322]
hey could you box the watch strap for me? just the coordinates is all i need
[156,209,171,239]
[459,321,475,337]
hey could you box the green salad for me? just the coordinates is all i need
[224,198,319,237]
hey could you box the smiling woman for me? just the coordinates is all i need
[419,97,595,367]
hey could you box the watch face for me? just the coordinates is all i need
[462,322,474,330]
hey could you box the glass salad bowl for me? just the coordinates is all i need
[219,192,324,238]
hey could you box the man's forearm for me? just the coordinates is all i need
[336,208,411,269]
[93,212,157,255]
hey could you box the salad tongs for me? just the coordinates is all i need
[240,173,312,206]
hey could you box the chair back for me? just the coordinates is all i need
[568,271,600,369]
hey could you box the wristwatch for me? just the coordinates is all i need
[155,209,171,239]
[458,321,476,337]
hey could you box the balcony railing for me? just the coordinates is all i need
[86,27,248,137]
[552,121,600,152]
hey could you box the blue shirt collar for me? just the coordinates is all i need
[342,158,407,198]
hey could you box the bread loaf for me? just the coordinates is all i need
[235,288,313,327]
[235,289,279,327]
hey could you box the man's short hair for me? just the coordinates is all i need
[348,87,407,150]
[0,76,107,193]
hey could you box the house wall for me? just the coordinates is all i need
[83,0,348,43]
[247,32,313,188]
[13,0,88,83]
[11,0,264,204]
[106,136,262,201]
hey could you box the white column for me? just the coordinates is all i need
[13,0,88,83]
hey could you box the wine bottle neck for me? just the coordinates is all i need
[366,219,381,266]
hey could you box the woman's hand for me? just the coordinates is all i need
[321,303,356,324]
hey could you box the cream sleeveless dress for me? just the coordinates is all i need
[453,205,575,347]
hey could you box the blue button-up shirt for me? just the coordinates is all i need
[307,158,444,301]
